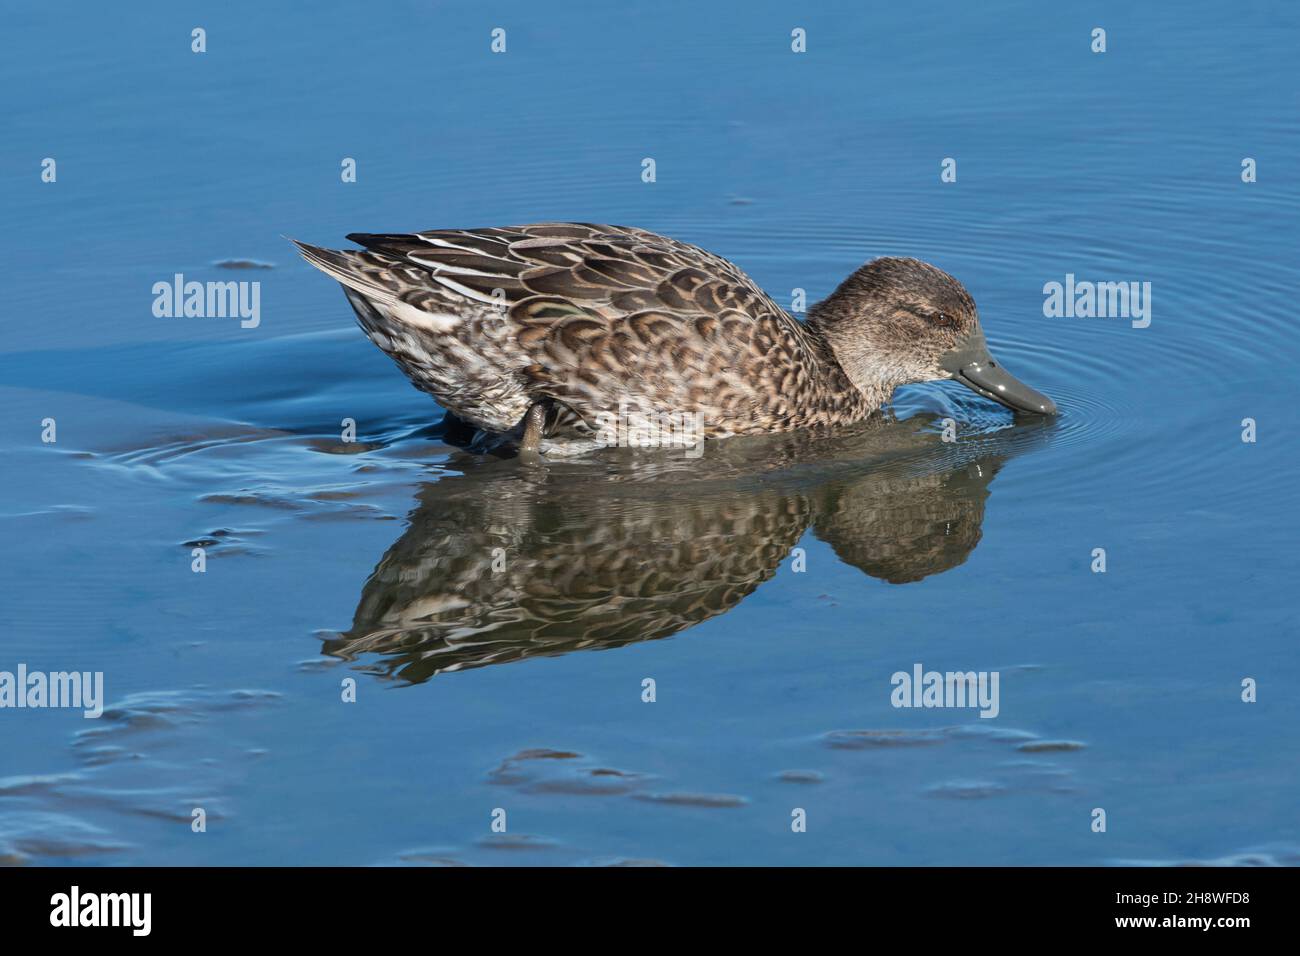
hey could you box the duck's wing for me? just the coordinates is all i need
[339,223,838,434]
[343,222,765,311]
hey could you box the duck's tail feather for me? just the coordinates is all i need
[289,238,465,334]
[289,239,397,303]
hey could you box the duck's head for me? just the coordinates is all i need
[808,257,1057,415]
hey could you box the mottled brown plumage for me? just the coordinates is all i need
[320,442,1007,683]
[292,223,1050,451]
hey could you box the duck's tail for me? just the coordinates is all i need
[288,238,464,334]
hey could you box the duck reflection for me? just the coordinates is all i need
[321,416,1049,683]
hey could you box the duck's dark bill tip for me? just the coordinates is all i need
[954,360,1058,416]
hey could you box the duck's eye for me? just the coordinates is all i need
[932,311,956,328]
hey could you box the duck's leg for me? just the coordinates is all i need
[517,401,548,455]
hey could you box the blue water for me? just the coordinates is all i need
[2,0,1298,866]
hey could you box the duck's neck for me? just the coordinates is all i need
[805,306,902,413]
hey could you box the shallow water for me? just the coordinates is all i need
[2,0,1299,866]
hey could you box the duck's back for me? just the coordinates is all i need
[295,223,868,439]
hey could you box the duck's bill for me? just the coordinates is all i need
[940,335,1058,416]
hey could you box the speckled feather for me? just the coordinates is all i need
[293,223,881,439]
[319,452,997,682]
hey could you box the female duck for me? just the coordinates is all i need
[292,223,1055,452]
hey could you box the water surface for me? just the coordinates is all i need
[2,0,1298,866]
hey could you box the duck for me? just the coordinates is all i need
[291,222,1055,454]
